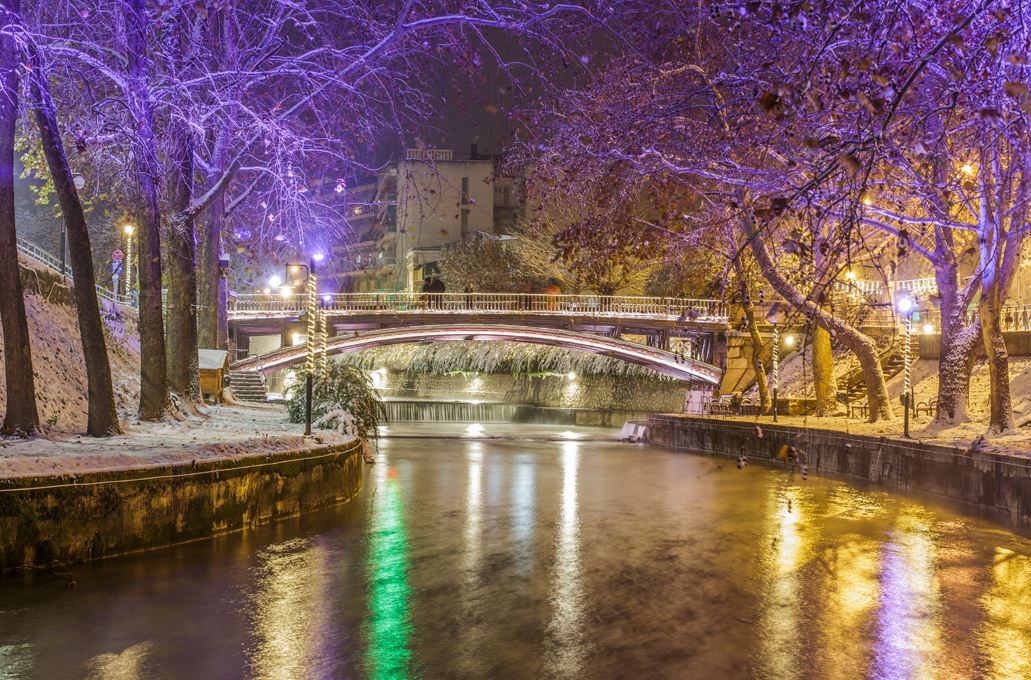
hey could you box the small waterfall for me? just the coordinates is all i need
[383,401,518,423]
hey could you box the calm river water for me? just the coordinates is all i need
[1,423,1030,679]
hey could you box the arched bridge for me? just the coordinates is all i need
[230,324,723,385]
[229,292,729,364]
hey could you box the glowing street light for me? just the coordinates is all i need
[784,335,795,347]
[961,164,975,176]
[269,275,282,288]
[566,371,576,380]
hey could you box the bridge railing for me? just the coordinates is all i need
[231,292,727,320]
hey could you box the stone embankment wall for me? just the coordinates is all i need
[648,415,1031,522]
[0,440,363,568]
[381,372,686,413]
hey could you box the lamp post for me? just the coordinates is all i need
[898,296,914,437]
[772,321,779,422]
[276,253,323,436]
[123,224,134,300]
[321,294,331,376]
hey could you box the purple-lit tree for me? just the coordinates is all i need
[21,0,614,419]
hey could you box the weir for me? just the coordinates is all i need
[383,401,518,423]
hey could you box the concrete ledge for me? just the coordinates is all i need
[648,415,1031,522]
[0,439,363,568]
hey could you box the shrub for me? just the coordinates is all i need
[286,361,386,441]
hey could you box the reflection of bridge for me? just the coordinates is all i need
[229,292,729,365]
[230,325,723,385]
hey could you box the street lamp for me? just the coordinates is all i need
[898,295,914,437]
[123,224,134,299]
[283,253,324,436]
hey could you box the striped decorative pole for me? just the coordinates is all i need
[904,312,912,437]
[772,322,779,422]
[304,259,317,436]
[319,304,328,375]
[307,269,317,377]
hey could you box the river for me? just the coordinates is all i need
[1,423,1030,679]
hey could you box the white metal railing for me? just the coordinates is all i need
[230,292,727,322]
[405,148,453,161]
[17,234,136,309]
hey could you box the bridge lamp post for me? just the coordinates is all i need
[898,295,914,438]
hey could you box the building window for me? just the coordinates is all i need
[461,209,470,237]
[461,177,469,204]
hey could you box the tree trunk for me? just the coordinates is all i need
[197,206,221,349]
[738,196,894,422]
[0,0,40,435]
[166,126,201,408]
[733,258,770,413]
[126,0,172,420]
[29,53,122,435]
[933,266,980,426]
[979,292,1015,434]
[812,321,837,416]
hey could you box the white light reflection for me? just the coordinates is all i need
[871,506,943,680]
[511,456,537,573]
[456,443,484,676]
[545,441,587,676]
[466,423,485,437]
[558,431,581,440]
[0,643,33,678]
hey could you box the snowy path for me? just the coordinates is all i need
[0,403,352,479]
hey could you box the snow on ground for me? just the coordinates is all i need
[737,340,1031,455]
[0,403,352,479]
[0,287,140,432]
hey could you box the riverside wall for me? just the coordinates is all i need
[648,415,1031,522]
[0,439,363,568]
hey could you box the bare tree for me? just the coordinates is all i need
[0,0,39,435]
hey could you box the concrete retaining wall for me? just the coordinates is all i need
[648,415,1031,522]
[0,440,363,568]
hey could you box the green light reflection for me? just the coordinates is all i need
[363,464,415,680]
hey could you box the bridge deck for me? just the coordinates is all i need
[230,292,729,337]
[231,324,723,385]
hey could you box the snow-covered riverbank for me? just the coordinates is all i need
[0,403,352,479]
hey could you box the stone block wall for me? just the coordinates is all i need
[648,415,1031,522]
[0,440,363,568]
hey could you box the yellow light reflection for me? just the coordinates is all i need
[981,547,1031,680]
[757,484,821,680]
[83,641,154,680]
[247,539,337,679]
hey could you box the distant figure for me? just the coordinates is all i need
[543,283,561,311]
[464,282,474,310]
[421,277,431,309]
[513,282,531,310]
[429,276,446,309]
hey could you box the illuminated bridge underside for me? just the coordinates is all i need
[231,324,723,386]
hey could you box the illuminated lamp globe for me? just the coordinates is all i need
[924,324,935,334]
[897,297,913,313]
[124,224,134,236]
[72,174,85,190]
[784,336,794,347]
[269,275,282,288]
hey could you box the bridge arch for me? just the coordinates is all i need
[231,324,722,385]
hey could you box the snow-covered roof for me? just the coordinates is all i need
[198,349,229,370]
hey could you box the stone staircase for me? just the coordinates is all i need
[229,370,268,403]
[837,335,914,405]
